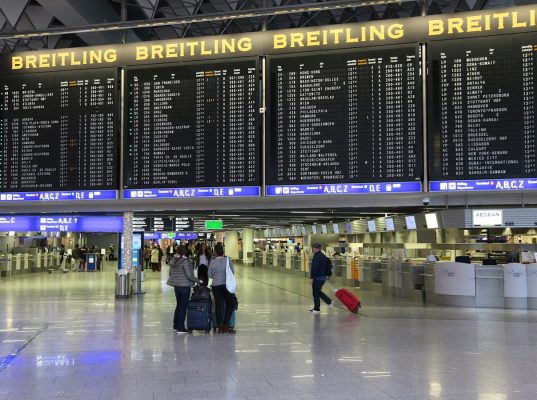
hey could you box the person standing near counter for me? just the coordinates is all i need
[309,243,333,314]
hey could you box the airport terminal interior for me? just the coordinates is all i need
[2,0,537,399]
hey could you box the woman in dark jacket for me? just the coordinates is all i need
[168,245,203,334]
[195,243,212,285]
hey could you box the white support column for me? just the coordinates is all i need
[224,231,239,261]
[122,212,134,271]
[242,229,254,264]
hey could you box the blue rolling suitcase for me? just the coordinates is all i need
[187,301,212,334]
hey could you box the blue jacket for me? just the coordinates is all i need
[311,252,329,280]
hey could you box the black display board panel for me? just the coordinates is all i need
[124,58,260,189]
[266,46,422,186]
[0,68,118,191]
[428,33,537,181]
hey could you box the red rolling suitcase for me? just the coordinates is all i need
[326,282,361,313]
[335,288,361,313]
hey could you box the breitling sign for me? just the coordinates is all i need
[5,5,537,72]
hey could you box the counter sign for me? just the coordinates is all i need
[472,210,503,227]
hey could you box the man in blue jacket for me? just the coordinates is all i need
[309,243,333,313]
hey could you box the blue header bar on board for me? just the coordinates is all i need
[430,179,537,192]
[124,186,261,199]
[266,182,422,196]
[0,190,117,202]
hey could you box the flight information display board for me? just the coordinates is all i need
[124,59,260,199]
[429,34,537,192]
[266,47,422,196]
[0,69,118,201]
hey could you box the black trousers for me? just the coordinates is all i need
[212,285,234,326]
[197,264,209,285]
[312,280,331,311]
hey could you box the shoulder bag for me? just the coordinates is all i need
[225,257,237,293]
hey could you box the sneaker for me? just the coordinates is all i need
[309,309,320,314]
[328,301,334,308]
[176,330,188,334]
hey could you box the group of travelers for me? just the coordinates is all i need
[163,241,237,335]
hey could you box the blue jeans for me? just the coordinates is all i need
[173,286,191,331]
[312,280,331,311]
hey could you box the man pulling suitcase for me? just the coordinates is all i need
[309,244,334,314]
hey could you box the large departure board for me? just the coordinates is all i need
[0,69,118,199]
[266,47,422,196]
[429,34,537,192]
[124,59,260,199]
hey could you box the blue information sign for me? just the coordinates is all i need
[0,216,35,231]
[0,190,117,202]
[143,232,198,240]
[124,186,260,199]
[0,215,123,232]
[430,179,537,192]
[266,182,422,196]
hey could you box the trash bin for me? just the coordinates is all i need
[115,272,131,299]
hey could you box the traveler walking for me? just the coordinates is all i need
[150,244,161,272]
[309,243,333,313]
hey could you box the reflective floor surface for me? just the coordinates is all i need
[1,262,537,400]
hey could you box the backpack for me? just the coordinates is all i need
[325,257,333,277]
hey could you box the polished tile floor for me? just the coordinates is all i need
[1,262,537,400]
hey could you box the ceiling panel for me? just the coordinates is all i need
[0,0,520,51]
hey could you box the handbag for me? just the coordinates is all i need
[225,257,237,294]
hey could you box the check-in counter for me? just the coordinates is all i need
[285,252,292,270]
[290,254,302,271]
[504,263,528,309]
[360,260,383,292]
[475,265,504,308]
[528,264,537,310]
[400,263,424,301]
[433,262,476,307]
[331,257,346,286]
[380,261,395,296]
[27,254,36,273]
[360,260,373,290]
[423,263,436,304]
[0,255,10,278]
[254,252,262,267]
[277,253,286,269]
